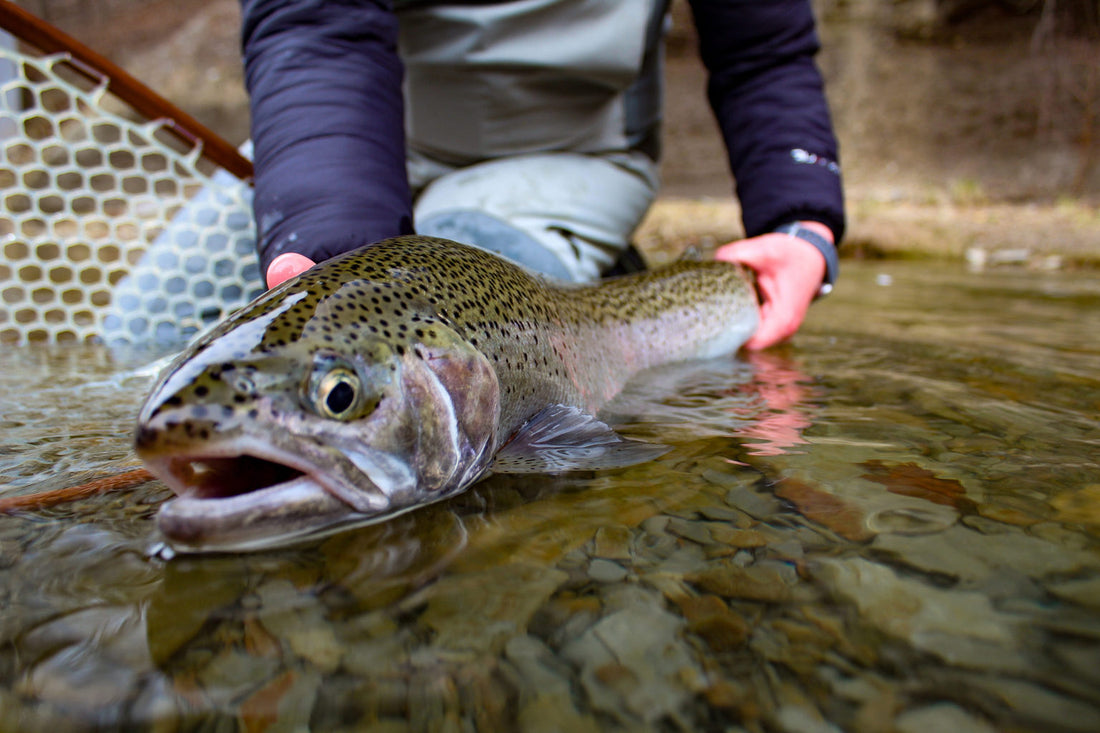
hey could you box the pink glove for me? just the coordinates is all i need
[714,221,831,350]
[266,252,317,288]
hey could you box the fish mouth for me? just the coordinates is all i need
[144,444,381,554]
[161,454,307,500]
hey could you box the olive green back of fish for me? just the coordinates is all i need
[188,235,757,440]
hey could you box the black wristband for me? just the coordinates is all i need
[774,222,839,299]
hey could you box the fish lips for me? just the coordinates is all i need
[145,438,416,553]
[156,476,357,553]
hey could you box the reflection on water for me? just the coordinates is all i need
[1,261,1098,731]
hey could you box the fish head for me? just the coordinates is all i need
[134,269,500,553]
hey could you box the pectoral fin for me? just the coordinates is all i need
[491,404,668,474]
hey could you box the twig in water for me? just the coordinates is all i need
[0,468,156,513]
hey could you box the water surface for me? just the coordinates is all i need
[1,261,1098,732]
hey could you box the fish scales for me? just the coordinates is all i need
[135,236,758,552]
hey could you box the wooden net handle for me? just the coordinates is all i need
[0,0,253,181]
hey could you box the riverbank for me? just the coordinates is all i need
[637,196,1100,270]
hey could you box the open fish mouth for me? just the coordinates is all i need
[145,448,370,553]
[162,454,307,500]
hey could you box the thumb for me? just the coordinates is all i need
[266,253,316,289]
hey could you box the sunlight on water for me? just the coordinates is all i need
[0,261,1098,731]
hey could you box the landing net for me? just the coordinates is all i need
[0,44,260,346]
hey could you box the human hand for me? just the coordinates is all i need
[714,222,830,350]
[266,252,317,289]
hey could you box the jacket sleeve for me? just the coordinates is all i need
[241,0,414,273]
[688,0,845,242]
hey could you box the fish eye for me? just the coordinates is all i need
[306,348,393,421]
[313,367,363,420]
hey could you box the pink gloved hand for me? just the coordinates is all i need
[265,252,317,289]
[714,221,830,350]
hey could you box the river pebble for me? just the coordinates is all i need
[675,594,750,652]
[773,704,845,733]
[723,485,783,519]
[687,559,813,604]
[587,557,628,583]
[257,578,344,673]
[966,675,1100,732]
[1046,574,1100,608]
[239,668,321,733]
[16,605,154,722]
[812,557,1037,673]
[873,524,1098,586]
[894,702,997,733]
[590,525,633,560]
[417,564,568,655]
[819,558,1000,643]
[193,646,283,707]
[561,588,704,727]
[342,627,414,679]
[0,688,90,733]
[505,635,602,733]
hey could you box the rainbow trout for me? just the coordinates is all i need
[135,236,758,552]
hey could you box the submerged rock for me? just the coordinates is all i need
[813,557,1027,670]
[418,564,568,655]
[237,668,321,733]
[256,578,343,673]
[16,605,157,725]
[1046,575,1100,609]
[723,485,783,520]
[686,559,814,604]
[1050,484,1100,528]
[587,558,628,584]
[894,702,997,733]
[774,479,876,542]
[561,589,704,726]
[773,704,845,733]
[872,524,1099,586]
[965,676,1100,732]
[674,594,750,652]
[590,525,633,561]
[504,635,601,733]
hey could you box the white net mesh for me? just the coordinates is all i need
[0,45,261,346]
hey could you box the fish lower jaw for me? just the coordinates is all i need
[155,475,364,553]
[138,445,367,552]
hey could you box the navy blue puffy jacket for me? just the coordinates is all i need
[240,0,845,272]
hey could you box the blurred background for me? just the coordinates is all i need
[14,0,1100,263]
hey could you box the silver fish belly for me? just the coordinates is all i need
[134,236,759,552]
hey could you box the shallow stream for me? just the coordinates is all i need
[1,260,1098,732]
